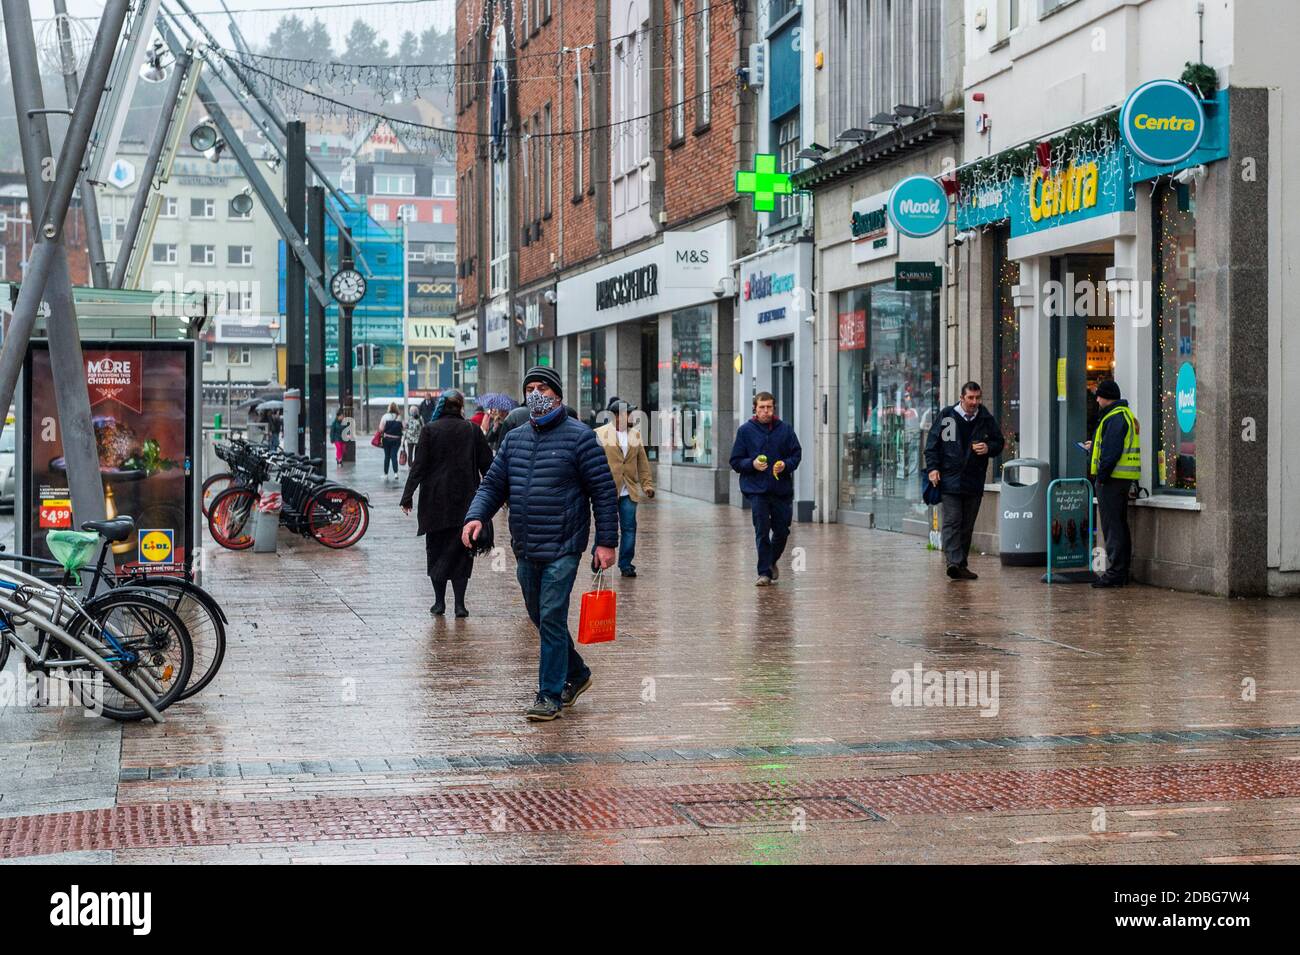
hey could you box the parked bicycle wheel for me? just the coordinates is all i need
[64,590,193,722]
[209,486,259,550]
[201,472,236,518]
[132,578,226,700]
[306,487,369,548]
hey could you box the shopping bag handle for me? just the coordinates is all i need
[591,566,606,592]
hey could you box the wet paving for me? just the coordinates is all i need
[4,444,1300,863]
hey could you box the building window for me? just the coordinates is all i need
[672,0,685,141]
[190,244,215,265]
[1153,179,1197,492]
[992,225,1020,465]
[229,290,254,313]
[671,305,714,465]
[408,249,426,262]
[373,173,415,195]
[228,196,252,219]
[227,244,253,266]
[159,196,178,218]
[227,345,251,366]
[695,2,711,126]
[203,342,214,364]
[433,176,454,196]
[578,331,607,423]
[190,197,214,219]
[432,206,444,223]
[521,118,532,229]
[152,242,177,264]
[543,102,552,216]
[372,203,390,222]
[837,281,940,530]
[773,112,800,222]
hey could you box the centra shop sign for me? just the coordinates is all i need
[596,263,658,310]
[1121,78,1206,166]
[1029,160,1099,224]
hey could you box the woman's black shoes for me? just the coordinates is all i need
[430,601,446,616]
[454,604,469,618]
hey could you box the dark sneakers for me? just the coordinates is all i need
[958,566,978,580]
[525,694,563,721]
[946,565,961,579]
[561,674,593,708]
[620,568,637,578]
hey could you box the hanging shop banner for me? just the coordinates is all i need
[887,175,949,238]
[454,315,479,354]
[1120,79,1206,167]
[21,340,198,579]
[485,297,511,353]
[895,262,942,291]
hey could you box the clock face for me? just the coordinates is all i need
[330,269,367,305]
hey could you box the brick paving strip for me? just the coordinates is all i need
[114,725,1300,781]
[4,758,1300,860]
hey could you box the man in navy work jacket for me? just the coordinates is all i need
[924,381,1005,580]
[730,391,802,586]
[463,365,619,722]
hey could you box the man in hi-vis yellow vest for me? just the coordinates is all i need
[1081,379,1140,588]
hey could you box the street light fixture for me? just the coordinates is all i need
[835,128,869,144]
[189,120,219,152]
[139,39,169,83]
[230,187,254,215]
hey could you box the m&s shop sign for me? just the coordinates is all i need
[1120,79,1206,166]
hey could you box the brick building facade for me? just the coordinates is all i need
[455,0,757,500]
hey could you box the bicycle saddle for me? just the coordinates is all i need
[81,517,136,542]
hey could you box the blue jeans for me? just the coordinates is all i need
[515,553,589,703]
[747,493,792,577]
[382,439,400,474]
[616,496,637,571]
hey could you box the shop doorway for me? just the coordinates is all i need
[1049,254,1114,479]
[639,320,659,460]
[769,337,794,425]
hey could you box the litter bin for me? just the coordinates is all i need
[998,458,1049,566]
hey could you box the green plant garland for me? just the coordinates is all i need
[1180,61,1219,100]
[957,111,1120,192]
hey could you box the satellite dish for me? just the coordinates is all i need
[190,122,219,152]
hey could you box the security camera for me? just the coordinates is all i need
[713,277,735,298]
[953,229,978,245]
[1172,164,1206,185]
[543,289,557,305]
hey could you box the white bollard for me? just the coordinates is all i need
[283,388,302,453]
[252,480,282,553]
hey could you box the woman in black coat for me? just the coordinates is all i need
[399,391,493,617]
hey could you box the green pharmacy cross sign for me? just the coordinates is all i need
[736,154,793,212]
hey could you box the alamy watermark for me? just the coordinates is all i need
[890,663,1000,718]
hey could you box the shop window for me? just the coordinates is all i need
[671,306,714,466]
[992,225,1020,465]
[837,282,939,530]
[1153,179,1197,493]
[579,331,607,424]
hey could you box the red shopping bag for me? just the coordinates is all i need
[370,427,383,447]
[577,570,617,644]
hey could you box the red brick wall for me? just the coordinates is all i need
[660,0,742,228]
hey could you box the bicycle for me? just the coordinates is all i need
[0,516,227,702]
[0,523,194,722]
[207,444,369,550]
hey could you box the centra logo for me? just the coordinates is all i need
[1132,113,1197,132]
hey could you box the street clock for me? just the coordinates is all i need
[330,268,367,306]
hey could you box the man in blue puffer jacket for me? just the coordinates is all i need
[730,391,802,586]
[463,365,619,722]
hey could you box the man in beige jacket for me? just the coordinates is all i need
[593,397,654,577]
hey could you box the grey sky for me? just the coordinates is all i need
[21,0,454,53]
